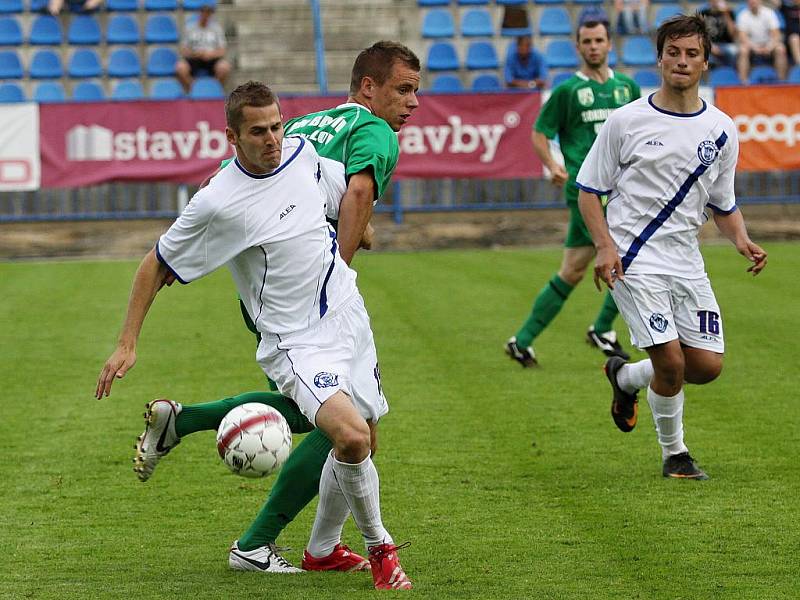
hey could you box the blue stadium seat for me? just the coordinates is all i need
[461,9,493,37]
[418,0,449,5]
[535,0,564,5]
[68,15,102,45]
[708,66,741,86]
[621,36,656,66]
[72,80,106,102]
[0,82,25,103]
[749,65,778,84]
[545,40,578,68]
[539,7,572,35]
[147,47,178,76]
[144,0,178,9]
[107,14,140,44]
[471,73,501,91]
[0,17,23,46]
[184,0,216,9]
[426,42,459,71]
[654,4,683,28]
[107,0,140,10]
[112,79,144,100]
[0,50,23,79]
[189,77,224,99]
[465,41,498,69]
[29,49,63,79]
[458,0,489,5]
[551,71,573,87]
[788,66,800,83]
[108,47,141,77]
[422,9,455,38]
[144,14,179,43]
[68,48,102,78]
[29,15,63,46]
[608,48,618,68]
[0,0,24,14]
[29,0,49,11]
[430,74,464,92]
[633,69,660,87]
[497,0,527,4]
[34,81,66,103]
[150,77,184,99]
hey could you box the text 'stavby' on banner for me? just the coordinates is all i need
[0,103,40,191]
[715,85,800,172]
[40,100,228,187]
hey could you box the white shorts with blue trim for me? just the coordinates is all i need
[257,292,388,426]
[611,273,724,353]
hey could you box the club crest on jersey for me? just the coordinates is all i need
[314,372,339,388]
[613,86,631,105]
[577,87,594,107]
[697,140,719,166]
[649,313,669,333]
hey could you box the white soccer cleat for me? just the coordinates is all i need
[133,398,181,482]
[229,540,304,574]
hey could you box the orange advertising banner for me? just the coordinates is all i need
[715,85,800,172]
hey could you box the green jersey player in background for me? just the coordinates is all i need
[120,41,420,574]
[505,20,641,368]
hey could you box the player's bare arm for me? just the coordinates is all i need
[95,248,171,399]
[578,189,624,290]
[337,171,375,264]
[532,131,568,187]
[713,209,768,275]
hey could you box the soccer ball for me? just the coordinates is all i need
[216,403,292,478]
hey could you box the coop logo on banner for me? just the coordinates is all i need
[65,121,228,162]
[0,104,40,191]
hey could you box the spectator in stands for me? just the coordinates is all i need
[736,0,788,81]
[700,0,739,67]
[176,1,232,93]
[615,0,649,35]
[505,35,547,89]
[48,0,102,15]
[780,0,800,66]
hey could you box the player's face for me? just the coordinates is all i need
[227,103,284,174]
[577,24,611,69]
[658,34,708,92]
[369,62,420,132]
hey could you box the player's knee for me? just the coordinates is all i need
[654,361,684,392]
[688,358,723,384]
[332,420,371,462]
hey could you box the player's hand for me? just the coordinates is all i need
[95,346,137,399]
[593,245,624,291]
[549,165,568,188]
[738,239,767,276]
[359,223,375,250]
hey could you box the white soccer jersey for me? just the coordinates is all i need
[157,136,357,335]
[576,95,739,278]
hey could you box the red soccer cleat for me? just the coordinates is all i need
[301,544,369,572]
[368,542,412,590]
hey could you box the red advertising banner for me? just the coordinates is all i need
[715,85,800,172]
[40,93,542,188]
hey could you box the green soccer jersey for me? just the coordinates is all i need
[535,71,640,202]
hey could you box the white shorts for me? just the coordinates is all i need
[611,273,724,353]
[257,293,389,426]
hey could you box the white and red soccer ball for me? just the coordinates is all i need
[216,403,292,478]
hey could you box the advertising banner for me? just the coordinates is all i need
[0,103,40,191]
[715,85,800,172]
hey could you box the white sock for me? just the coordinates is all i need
[647,387,689,460]
[331,453,393,549]
[618,359,654,394]
[306,452,351,558]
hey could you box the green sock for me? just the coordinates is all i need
[175,391,313,438]
[593,291,619,334]
[237,427,333,550]
[515,274,574,348]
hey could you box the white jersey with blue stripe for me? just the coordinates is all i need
[576,94,739,278]
[157,136,357,335]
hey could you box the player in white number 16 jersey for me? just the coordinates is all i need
[576,15,767,480]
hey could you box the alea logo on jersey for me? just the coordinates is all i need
[314,372,339,388]
[279,204,296,220]
[697,140,719,166]
[649,313,669,333]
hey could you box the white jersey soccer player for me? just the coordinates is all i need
[576,15,766,480]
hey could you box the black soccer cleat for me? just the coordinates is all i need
[662,452,709,480]
[505,337,538,368]
[604,356,638,432]
[587,326,630,360]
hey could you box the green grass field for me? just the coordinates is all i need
[1,243,798,599]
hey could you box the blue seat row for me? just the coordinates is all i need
[418,0,690,5]
[0,0,214,13]
[0,13,178,45]
[423,7,575,38]
[0,77,221,103]
[0,47,177,78]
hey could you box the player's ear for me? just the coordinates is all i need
[361,76,376,99]
[225,126,237,146]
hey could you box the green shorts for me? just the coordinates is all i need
[564,186,605,248]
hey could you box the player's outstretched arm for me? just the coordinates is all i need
[95,248,172,399]
[337,171,375,264]
[713,209,768,276]
[578,189,624,290]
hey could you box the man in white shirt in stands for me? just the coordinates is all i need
[736,0,788,82]
[95,81,412,590]
[577,15,767,480]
